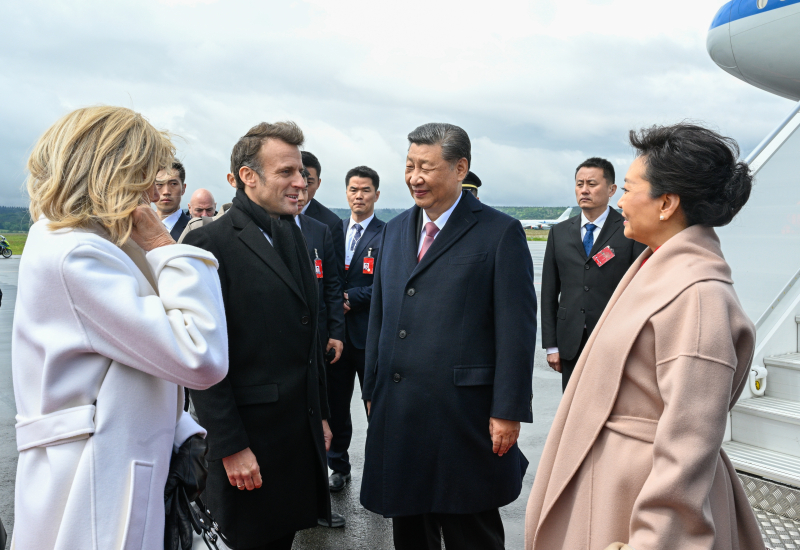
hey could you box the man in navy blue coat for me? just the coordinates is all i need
[327,166,385,491]
[360,123,537,550]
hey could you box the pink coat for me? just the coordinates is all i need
[525,225,765,550]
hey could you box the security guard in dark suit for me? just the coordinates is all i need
[327,166,385,492]
[541,157,647,391]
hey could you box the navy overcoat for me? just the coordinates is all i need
[360,191,537,517]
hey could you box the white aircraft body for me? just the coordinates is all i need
[519,208,573,230]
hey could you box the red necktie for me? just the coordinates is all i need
[417,222,440,262]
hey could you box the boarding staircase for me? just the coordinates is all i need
[716,102,800,549]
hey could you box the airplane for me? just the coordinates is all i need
[519,207,573,230]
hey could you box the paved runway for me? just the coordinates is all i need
[0,242,559,550]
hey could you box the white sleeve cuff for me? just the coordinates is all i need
[546,347,559,355]
[146,243,219,279]
[173,410,207,453]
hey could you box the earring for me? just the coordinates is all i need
[660,215,665,221]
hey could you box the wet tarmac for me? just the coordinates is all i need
[0,243,559,550]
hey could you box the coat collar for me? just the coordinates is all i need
[229,206,306,303]
[401,191,482,278]
[530,225,734,543]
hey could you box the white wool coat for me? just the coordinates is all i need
[11,220,229,550]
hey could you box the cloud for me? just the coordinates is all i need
[0,0,793,209]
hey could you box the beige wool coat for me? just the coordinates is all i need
[525,225,765,550]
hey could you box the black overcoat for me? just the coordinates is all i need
[298,214,345,344]
[342,216,385,349]
[304,198,346,286]
[540,207,647,360]
[183,206,330,548]
[360,191,537,517]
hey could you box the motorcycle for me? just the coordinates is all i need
[0,235,12,258]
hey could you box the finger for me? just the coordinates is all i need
[243,475,256,491]
[235,475,246,490]
[492,434,501,454]
[228,473,238,487]
[252,471,263,489]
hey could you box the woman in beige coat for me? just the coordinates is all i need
[525,123,765,550]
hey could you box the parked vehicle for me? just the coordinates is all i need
[0,235,12,258]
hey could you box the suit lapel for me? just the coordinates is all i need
[351,219,380,266]
[237,216,306,303]
[401,207,421,277]
[412,193,478,277]
[570,215,586,260]
[589,210,622,257]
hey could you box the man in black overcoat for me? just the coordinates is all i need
[296,186,345,368]
[541,157,647,391]
[360,123,537,550]
[301,150,346,280]
[184,121,332,550]
[327,166,385,491]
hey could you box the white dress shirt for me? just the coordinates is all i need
[547,206,610,356]
[345,213,374,267]
[161,209,182,233]
[417,192,462,256]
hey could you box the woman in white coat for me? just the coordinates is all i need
[11,106,229,549]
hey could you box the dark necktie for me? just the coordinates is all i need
[350,223,363,251]
[583,223,596,257]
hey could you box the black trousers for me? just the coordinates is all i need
[392,509,505,550]
[326,341,366,474]
[247,531,295,550]
[560,328,589,392]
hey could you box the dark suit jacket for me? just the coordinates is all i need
[342,215,385,350]
[183,206,330,547]
[304,198,345,286]
[297,214,345,344]
[168,210,191,241]
[360,191,537,517]
[540,207,647,361]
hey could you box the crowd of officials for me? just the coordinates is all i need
[10,105,766,550]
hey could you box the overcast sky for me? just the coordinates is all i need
[0,0,794,210]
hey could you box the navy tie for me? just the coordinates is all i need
[350,223,363,251]
[583,223,596,257]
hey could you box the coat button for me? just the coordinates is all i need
[584,286,589,291]
[301,316,310,324]
[393,373,401,382]
[399,330,407,338]
[309,408,314,416]
[580,308,585,314]
[407,288,416,296]
[585,264,590,270]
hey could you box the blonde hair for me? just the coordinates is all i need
[26,106,175,245]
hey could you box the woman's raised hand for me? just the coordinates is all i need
[130,205,175,251]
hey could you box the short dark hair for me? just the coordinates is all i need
[575,157,614,185]
[407,123,471,168]
[345,166,380,191]
[629,123,752,227]
[230,121,304,189]
[171,160,185,184]
[301,151,321,178]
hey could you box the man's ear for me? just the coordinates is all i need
[239,166,259,188]
[375,190,380,203]
[456,158,469,181]
[608,183,617,197]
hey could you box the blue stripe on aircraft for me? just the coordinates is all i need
[710,0,800,29]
